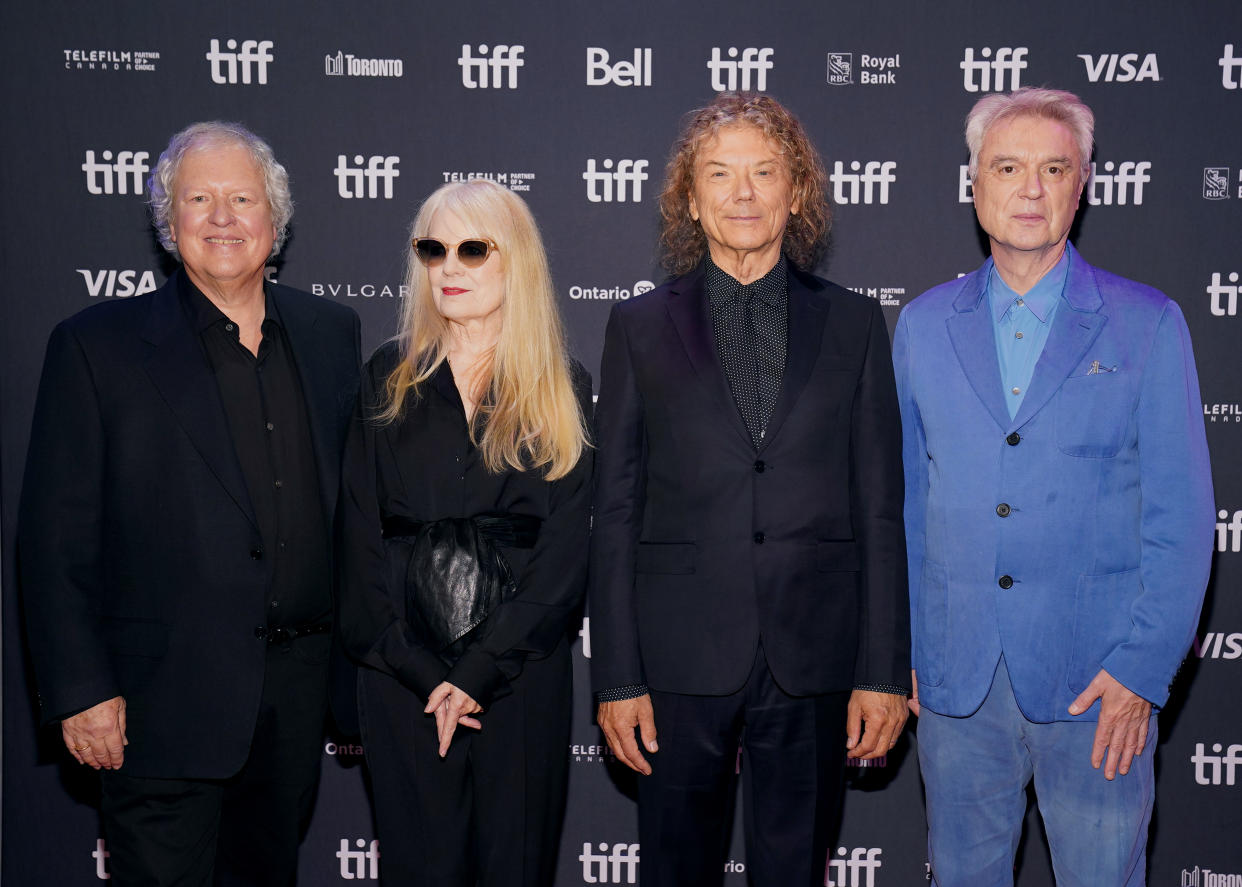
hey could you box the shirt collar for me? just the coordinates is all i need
[988,249,1070,324]
[705,255,788,308]
[177,268,279,334]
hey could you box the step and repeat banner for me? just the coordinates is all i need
[2,1,1240,884]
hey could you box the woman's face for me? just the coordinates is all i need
[424,209,505,335]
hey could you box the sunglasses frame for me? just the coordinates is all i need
[411,236,501,268]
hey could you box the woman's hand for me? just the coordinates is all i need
[424,682,483,757]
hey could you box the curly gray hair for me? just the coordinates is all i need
[146,121,293,260]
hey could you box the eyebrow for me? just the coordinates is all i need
[988,154,1073,167]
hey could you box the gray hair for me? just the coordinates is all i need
[147,121,293,259]
[965,87,1095,184]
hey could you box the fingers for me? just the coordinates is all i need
[424,683,451,714]
[844,699,863,752]
[909,669,921,717]
[597,699,654,775]
[1135,712,1150,758]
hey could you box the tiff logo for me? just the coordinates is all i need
[961,46,1027,92]
[1191,742,1242,785]
[92,838,110,879]
[1086,161,1151,205]
[580,843,640,884]
[583,159,649,202]
[707,47,773,91]
[1221,43,1242,89]
[1208,272,1240,316]
[337,839,380,880]
[458,44,524,88]
[827,847,883,887]
[1078,53,1160,82]
[832,161,897,205]
[82,150,149,195]
[578,616,592,658]
[1217,509,1242,551]
[335,155,400,199]
[1194,631,1242,660]
[587,47,652,86]
[206,39,273,85]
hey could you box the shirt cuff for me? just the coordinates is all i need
[594,684,649,704]
[853,682,909,696]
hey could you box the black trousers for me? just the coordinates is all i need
[358,637,572,887]
[638,645,850,887]
[99,635,330,886]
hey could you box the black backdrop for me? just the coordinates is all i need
[3,2,1240,884]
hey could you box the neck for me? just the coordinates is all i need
[707,244,781,285]
[990,242,1067,296]
[184,266,268,326]
[446,316,502,360]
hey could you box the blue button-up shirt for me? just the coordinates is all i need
[989,251,1070,418]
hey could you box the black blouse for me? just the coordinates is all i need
[338,342,593,707]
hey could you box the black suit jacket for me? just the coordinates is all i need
[19,271,361,778]
[589,263,909,697]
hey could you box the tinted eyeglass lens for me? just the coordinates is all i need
[457,240,490,266]
[414,239,447,265]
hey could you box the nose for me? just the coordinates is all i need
[207,197,234,226]
[733,171,755,201]
[439,248,465,276]
[1020,167,1045,199]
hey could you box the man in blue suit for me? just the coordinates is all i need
[894,88,1213,886]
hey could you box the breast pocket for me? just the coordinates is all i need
[1054,372,1132,458]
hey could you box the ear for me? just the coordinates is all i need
[687,192,699,222]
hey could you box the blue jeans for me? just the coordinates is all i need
[918,657,1156,887]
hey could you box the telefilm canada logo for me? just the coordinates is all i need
[63,48,160,72]
[847,284,904,308]
[324,51,403,77]
[440,170,536,193]
[1182,864,1242,885]
[1203,402,1241,424]
[826,52,901,85]
[568,280,655,302]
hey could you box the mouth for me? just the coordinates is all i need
[205,237,245,244]
[441,287,468,296]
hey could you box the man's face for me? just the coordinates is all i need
[688,124,796,267]
[973,114,1084,262]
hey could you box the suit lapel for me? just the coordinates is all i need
[140,274,257,529]
[946,262,1012,432]
[664,267,754,448]
[759,267,828,452]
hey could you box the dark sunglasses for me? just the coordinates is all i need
[412,237,500,268]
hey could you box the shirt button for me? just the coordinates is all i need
[754,460,766,473]
[254,625,267,639]
[998,575,1014,589]
[266,422,275,431]
[270,600,279,608]
[225,323,236,332]
[274,480,283,489]
[1015,331,1024,339]
[996,503,1012,517]
[1006,432,1021,446]
[1016,299,1025,307]
[1011,387,1021,395]
[753,532,766,544]
[250,548,264,560]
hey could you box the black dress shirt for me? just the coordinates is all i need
[180,274,331,629]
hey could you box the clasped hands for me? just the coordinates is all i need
[425,681,483,757]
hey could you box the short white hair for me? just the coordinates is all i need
[965,88,1094,184]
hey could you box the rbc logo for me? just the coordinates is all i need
[1191,743,1242,785]
[1207,272,1240,317]
[458,44,524,88]
[82,150,149,195]
[586,47,652,86]
[1221,44,1242,89]
[707,47,774,91]
[583,159,649,203]
[960,46,1027,92]
[1078,53,1160,82]
[337,839,380,880]
[580,843,640,883]
[205,39,273,85]
[831,161,897,205]
[827,847,882,887]
[1086,161,1151,205]
[334,155,400,199]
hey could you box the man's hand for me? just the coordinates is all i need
[908,669,920,717]
[424,682,483,758]
[598,694,658,775]
[62,696,127,770]
[1068,668,1151,780]
[846,689,908,759]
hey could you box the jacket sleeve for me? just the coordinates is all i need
[892,307,926,683]
[19,320,121,723]
[446,364,595,707]
[848,299,911,691]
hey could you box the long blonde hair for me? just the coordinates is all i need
[378,179,588,480]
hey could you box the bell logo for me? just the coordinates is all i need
[1078,53,1160,82]
[960,46,1027,92]
[707,47,774,92]
[583,159,649,203]
[1208,272,1240,317]
[334,155,400,199]
[827,847,882,887]
[82,150,149,196]
[1086,161,1151,205]
[458,44,524,89]
[1221,43,1242,89]
[831,161,897,205]
[205,39,274,85]
[587,48,652,86]
[580,842,640,884]
[1191,742,1242,786]
[78,269,158,298]
[337,838,380,880]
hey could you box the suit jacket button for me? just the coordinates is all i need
[753,532,766,544]
[753,460,766,473]
[998,574,1014,589]
[1006,432,1021,446]
[254,626,267,640]
[250,548,264,560]
[996,503,1012,517]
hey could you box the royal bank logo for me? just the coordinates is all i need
[78,269,159,298]
[337,839,380,880]
[569,280,654,302]
[1191,742,1242,786]
[584,159,649,203]
[334,155,400,199]
[82,150,150,196]
[1078,52,1160,82]
[961,46,1027,92]
[440,170,536,192]
[458,44,524,88]
[827,847,883,887]
[310,282,408,300]
[827,53,853,85]
[1217,509,1242,552]
[324,51,403,77]
[587,47,652,86]
[1208,272,1240,316]
[831,161,897,205]
[1204,403,1242,423]
[1087,161,1151,205]
[1221,43,1242,89]
[827,52,901,85]
[206,39,274,85]
[580,843,640,884]
[1194,630,1242,660]
[1182,865,1242,885]
[91,838,110,880]
[63,48,160,72]
[1203,168,1234,200]
[707,47,773,91]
